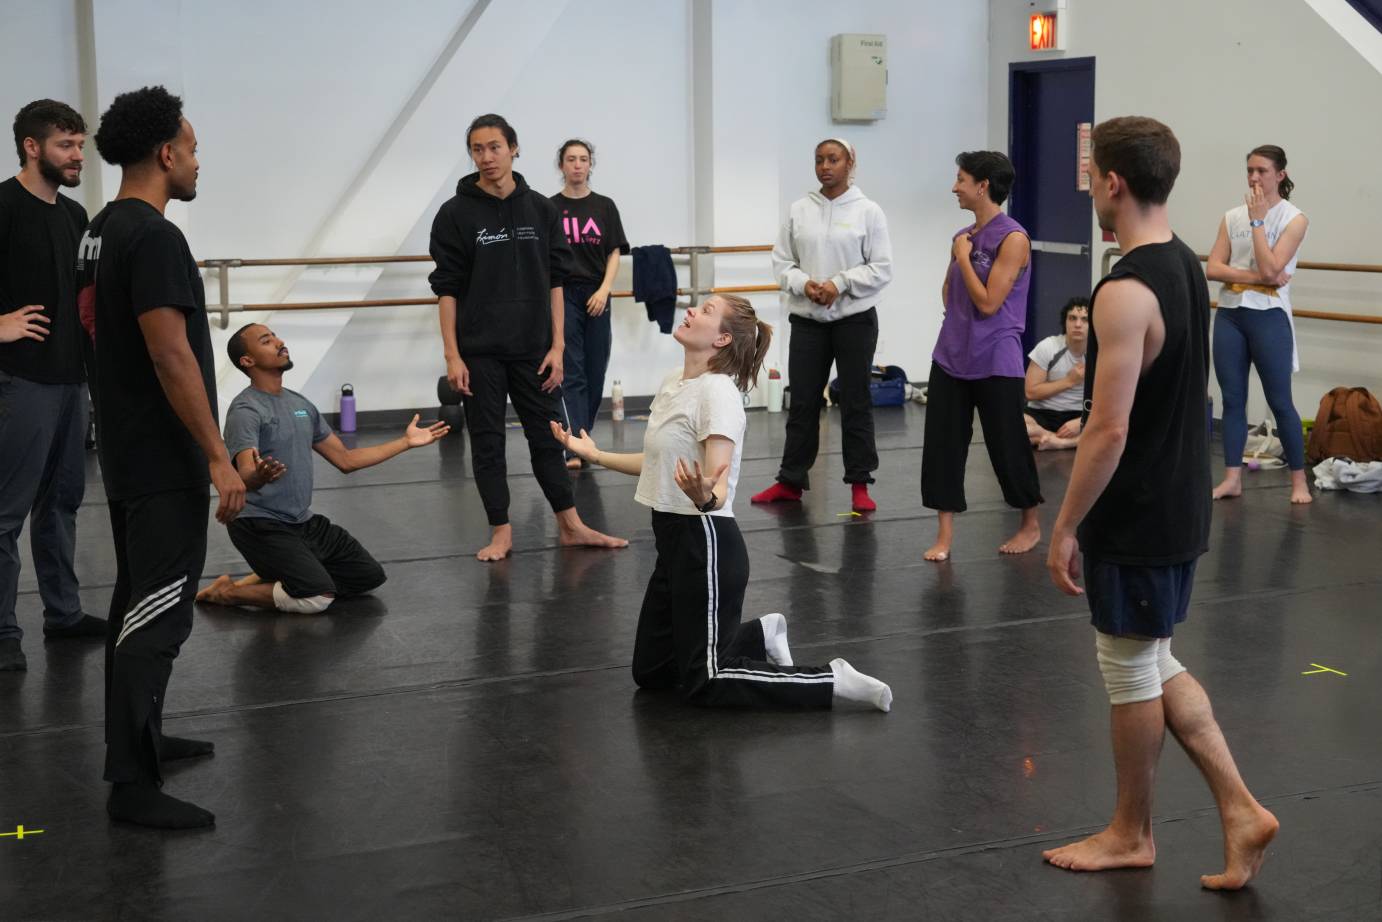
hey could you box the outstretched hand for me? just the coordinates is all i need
[246,448,287,489]
[549,420,600,463]
[674,458,728,509]
[405,413,451,447]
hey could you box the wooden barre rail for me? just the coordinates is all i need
[236,285,783,313]
[197,245,775,270]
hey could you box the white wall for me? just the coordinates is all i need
[988,0,1382,428]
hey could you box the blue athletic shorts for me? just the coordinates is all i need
[1084,555,1197,638]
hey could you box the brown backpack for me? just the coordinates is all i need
[1306,387,1382,464]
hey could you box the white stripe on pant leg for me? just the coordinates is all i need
[114,576,187,646]
[715,667,836,684]
[121,575,187,625]
[116,591,184,647]
[701,516,718,680]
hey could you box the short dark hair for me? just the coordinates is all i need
[227,323,258,374]
[13,99,86,167]
[94,86,183,167]
[1060,296,1090,327]
[955,151,1015,205]
[466,113,518,151]
[1248,144,1294,200]
[556,138,594,168]
[1090,117,1180,205]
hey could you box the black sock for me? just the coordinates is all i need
[160,736,215,761]
[107,783,215,829]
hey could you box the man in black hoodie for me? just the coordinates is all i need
[430,114,626,561]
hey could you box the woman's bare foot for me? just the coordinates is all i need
[476,525,513,562]
[1037,432,1077,451]
[926,513,954,561]
[1289,470,1312,505]
[1043,828,1156,872]
[1201,804,1279,891]
[195,574,234,603]
[558,521,629,550]
[999,510,1041,555]
[1212,469,1243,500]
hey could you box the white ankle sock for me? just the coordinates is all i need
[759,613,792,666]
[830,658,892,712]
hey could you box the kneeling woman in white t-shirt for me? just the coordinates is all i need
[551,294,892,711]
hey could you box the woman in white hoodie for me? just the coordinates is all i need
[752,139,893,513]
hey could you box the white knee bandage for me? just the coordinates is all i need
[272,582,333,614]
[1095,633,1163,705]
[1155,638,1186,686]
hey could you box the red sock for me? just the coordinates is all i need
[851,483,876,513]
[751,482,803,504]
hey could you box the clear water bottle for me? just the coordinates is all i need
[340,383,356,433]
[611,380,624,422]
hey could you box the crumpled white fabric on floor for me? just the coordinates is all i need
[1313,458,1382,493]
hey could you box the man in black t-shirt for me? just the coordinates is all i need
[0,100,107,673]
[1043,117,1277,891]
[82,86,245,829]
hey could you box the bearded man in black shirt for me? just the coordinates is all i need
[82,86,245,829]
[0,99,107,673]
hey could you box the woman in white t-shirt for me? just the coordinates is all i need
[1206,145,1311,504]
[551,294,892,711]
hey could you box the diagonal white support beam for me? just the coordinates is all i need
[218,0,573,412]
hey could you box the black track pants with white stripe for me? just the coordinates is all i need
[103,488,208,784]
[634,511,834,709]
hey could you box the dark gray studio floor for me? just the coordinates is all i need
[2,404,1380,921]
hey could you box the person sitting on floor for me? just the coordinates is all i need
[196,323,449,612]
[1024,296,1089,451]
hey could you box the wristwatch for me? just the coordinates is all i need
[1249,218,1265,228]
[699,494,719,514]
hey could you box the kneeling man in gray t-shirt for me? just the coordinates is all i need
[196,324,449,613]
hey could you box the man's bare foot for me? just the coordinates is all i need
[1043,828,1156,872]
[558,522,628,550]
[999,521,1041,555]
[1201,804,1279,891]
[1212,473,1242,500]
[1289,471,1312,505]
[196,575,234,603]
[476,525,513,562]
[234,573,262,588]
[923,542,950,562]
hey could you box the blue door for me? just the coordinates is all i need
[1008,57,1095,352]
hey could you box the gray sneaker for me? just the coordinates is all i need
[0,638,26,672]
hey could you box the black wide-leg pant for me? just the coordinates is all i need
[104,487,207,784]
[633,511,835,709]
[920,362,1043,513]
[777,308,880,488]
[461,355,577,527]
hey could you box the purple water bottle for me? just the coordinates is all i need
[340,383,356,433]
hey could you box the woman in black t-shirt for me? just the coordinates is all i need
[549,139,629,468]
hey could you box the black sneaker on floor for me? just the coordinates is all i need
[0,638,26,671]
[43,613,108,640]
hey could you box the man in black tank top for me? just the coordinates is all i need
[1043,117,1278,890]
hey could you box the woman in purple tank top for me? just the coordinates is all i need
[920,151,1043,562]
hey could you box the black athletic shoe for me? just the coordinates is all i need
[43,613,108,640]
[0,638,26,671]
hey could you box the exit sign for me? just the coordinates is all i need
[1030,12,1058,50]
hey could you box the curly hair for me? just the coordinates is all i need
[13,99,86,167]
[94,86,184,167]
